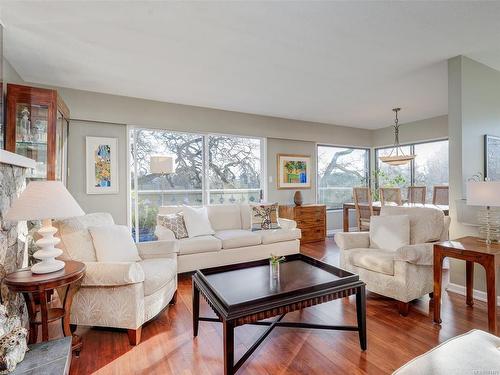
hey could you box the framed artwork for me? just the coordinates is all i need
[484,134,500,181]
[86,136,119,194]
[277,154,311,189]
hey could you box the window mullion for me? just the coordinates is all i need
[203,135,210,206]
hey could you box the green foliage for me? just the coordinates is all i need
[132,199,159,233]
[369,169,407,200]
[269,254,286,264]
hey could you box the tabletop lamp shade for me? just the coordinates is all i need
[5,181,84,274]
[466,181,500,207]
[150,155,175,174]
[5,181,84,221]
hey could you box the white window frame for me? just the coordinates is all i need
[128,126,266,241]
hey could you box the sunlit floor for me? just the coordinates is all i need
[43,238,496,375]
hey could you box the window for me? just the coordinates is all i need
[317,145,370,210]
[375,139,449,201]
[130,128,264,241]
[414,140,449,200]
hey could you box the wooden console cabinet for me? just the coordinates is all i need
[279,204,326,243]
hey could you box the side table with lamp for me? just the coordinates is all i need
[4,181,86,353]
[433,181,500,334]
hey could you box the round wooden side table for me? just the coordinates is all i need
[4,260,86,355]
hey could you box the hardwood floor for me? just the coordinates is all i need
[62,238,497,374]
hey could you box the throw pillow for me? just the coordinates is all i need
[182,206,215,238]
[251,203,280,231]
[370,215,410,251]
[88,225,141,262]
[157,213,188,239]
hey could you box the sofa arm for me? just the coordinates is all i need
[137,239,179,259]
[335,232,370,250]
[278,218,297,230]
[394,243,433,266]
[82,262,145,287]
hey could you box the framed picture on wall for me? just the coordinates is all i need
[86,136,119,194]
[484,134,500,181]
[277,154,311,189]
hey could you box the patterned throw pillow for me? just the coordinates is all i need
[158,213,188,239]
[251,203,280,231]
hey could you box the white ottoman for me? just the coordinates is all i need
[393,330,500,375]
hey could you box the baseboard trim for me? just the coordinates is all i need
[446,282,500,306]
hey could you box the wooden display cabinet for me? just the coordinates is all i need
[5,84,70,183]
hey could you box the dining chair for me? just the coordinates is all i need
[380,187,402,206]
[433,185,449,205]
[408,186,427,204]
[353,187,374,231]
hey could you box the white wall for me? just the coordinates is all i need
[371,115,448,148]
[48,86,372,226]
[448,55,500,293]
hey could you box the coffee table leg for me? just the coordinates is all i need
[356,285,367,351]
[223,320,235,375]
[193,280,200,337]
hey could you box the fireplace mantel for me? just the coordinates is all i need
[0,149,36,169]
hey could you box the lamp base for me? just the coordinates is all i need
[478,206,500,245]
[31,259,65,274]
[31,219,65,274]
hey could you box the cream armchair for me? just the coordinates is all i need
[335,206,450,316]
[54,213,179,345]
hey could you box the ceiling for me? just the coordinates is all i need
[1,1,500,129]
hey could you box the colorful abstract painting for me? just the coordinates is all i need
[277,154,311,189]
[86,137,118,194]
[94,144,111,187]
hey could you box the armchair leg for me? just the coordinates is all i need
[398,301,410,316]
[169,290,178,305]
[428,292,434,299]
[128,327,142,346]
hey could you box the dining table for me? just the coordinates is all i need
[342,202,449,232]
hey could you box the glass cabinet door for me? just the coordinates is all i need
[55,110,68,184]
[15,103,48,180]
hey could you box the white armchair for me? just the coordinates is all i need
[335,206,450,316]
[54,213,179,345]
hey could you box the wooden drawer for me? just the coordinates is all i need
[296,218,325,228]
[301,227,325,243]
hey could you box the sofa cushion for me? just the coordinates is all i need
[207,204,242,231]
[157,213,188,239]
[380,206,445,244]
[139,258,177,296]
[178,235,222,255]
[214,230,262,249]
[55,213,114,262]
[182,206,215,238]
[88,225,141,262]
[260,228,301,245]
[250,203,280,231]
[240,204,252,230]
[370,215,410,251]
[349,248,395,276]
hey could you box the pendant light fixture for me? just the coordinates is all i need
[379,108,416,166]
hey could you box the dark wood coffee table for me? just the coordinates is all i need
[192,253,366,375]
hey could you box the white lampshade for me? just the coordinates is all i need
[466,181,500,207]
[150,155,175,174]
[5,181,85,221]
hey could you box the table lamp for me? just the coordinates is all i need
[466,181,500,244]
[150,155,175,205]
[5,181,85,274]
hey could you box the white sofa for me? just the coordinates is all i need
[54,213,178,345]
[155,204,301,273]
[335,206,450,315]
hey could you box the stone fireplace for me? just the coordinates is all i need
[0,150,35,325]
